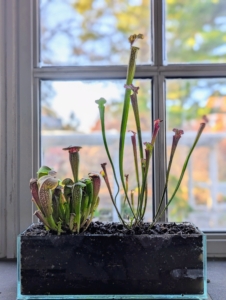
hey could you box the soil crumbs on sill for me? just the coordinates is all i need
[22,222,201,237]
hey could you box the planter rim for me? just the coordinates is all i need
[19,221,205,237]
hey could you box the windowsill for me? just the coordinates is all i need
[0,259,225,300]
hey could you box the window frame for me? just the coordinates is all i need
[0,0,225,258]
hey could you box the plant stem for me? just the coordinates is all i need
[96,98,120,199]
[130,91,144,177]
[100,165,128,228]
[129,131,141,196]
[153,145,174,222]
[138,147,152,219]
[141,181,148,220]
[119,46,139,218]
[151,123,206,227]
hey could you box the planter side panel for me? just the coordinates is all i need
[18,234,206,296]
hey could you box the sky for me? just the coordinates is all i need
[49,81,124,132]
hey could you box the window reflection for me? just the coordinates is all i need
[166,0,226,63]
[166,79,226,229]
[40,0,151,66]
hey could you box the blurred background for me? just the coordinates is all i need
[40,0,226,229]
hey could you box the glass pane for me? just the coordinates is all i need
[166,0,226,63]
[166,78,226,230]
[41,80,152,222]
[40,0,151,66]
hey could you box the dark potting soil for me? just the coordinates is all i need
[22,221,201,237]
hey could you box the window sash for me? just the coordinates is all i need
[0,0,225,258]
[34,0,226,254]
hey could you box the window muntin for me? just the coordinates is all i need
[40,0,152,66]
[166,0,226,63]
[166,78,226,229]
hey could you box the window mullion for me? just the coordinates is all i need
[33,65,159,80]
[32,77,41,224]
[32,78,41,179]
[3,0,20,258]
[152,0,166,222]
[17,0,35,237]
[160,64,226,77]
[0,0,6,259]
[152,74,167,222]
[152,0,165,66]
[33,0,40,68]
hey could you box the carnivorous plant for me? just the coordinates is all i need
[96,34,206,228]
[30,146,101,234]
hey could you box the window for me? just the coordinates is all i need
[1,0,226,258]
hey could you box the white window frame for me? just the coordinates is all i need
[0,0,225,258]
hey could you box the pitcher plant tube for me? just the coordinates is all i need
[95,34,206,228]
[30,146,101,235]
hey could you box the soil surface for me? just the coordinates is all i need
[22,221,201,237]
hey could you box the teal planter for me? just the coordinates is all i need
[17,222,207,300]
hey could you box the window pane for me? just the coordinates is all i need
[40,0,152,66]
[166,0,226,63]
[166,78,226,230]
[41,80,152,222]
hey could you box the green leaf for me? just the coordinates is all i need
[37,166,52,179]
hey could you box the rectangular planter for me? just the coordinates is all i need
[17,222,207,300]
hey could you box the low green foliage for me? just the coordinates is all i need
[30,146,101,234]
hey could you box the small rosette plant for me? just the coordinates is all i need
[30,146,101,234]
[95,34,206,228]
